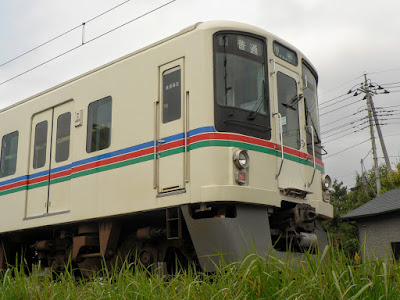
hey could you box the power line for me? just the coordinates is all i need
[376,104,400,109]
[321,117,367,135]
[319,92,349,106]
[324,138,371,159]
[0,0,133,69]
[319,94,356,110]
[319,75,364,96]
[323,123,370,141]
[320,109,365,128]
[368,68,400,75]
[0,0,176,86]
[321,117,368,139]
[380,81,400,86]
[320,98,364,116]
[323,118,400,144]
[323,128,367,144]
[362,148,372,160]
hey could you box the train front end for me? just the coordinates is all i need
[182,22,333,271]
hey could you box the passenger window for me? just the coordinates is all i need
[55,112,71,162]
[87,96,112,153]
[277,72,300,150]
[162,67,181,123]
[33,121,48,169]
[0,131,19,177]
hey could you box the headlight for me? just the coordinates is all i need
[321,174,332,191]
[233,150,250,169]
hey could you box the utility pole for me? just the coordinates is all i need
[360,74,392,172]
[369,97,392,171]
[363,74,381,193]
[349,73,392,194]
[360,159,369,197]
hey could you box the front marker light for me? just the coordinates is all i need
[321,174,332,191]
[233,150,250,169]
[235,170,247,185]
[323,192,330,203]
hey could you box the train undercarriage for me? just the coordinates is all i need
[0,202,327,275]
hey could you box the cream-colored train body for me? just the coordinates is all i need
[0,21,332,272]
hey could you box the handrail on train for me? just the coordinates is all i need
[273,112,284,179]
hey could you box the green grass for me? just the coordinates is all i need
[1,247,399,299]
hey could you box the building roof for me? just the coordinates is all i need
[341,188,400,220]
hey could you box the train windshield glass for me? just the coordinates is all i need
[302,63,322,160]
[214,33,270,140]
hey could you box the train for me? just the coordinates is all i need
[0,21,333,274]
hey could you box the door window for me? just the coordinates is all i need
[55,112,71,162]
[162,68,181,123]
[33,121,48,169]
[277,72,300,149]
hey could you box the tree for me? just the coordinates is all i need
[381,162,400,193]
[324,162,400,256]
[324,180,358,256]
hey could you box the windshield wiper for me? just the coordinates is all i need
[247,96,267,120]
[282,94,303,111]
[247,80,266,120]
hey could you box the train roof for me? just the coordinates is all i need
[1,20,317,113]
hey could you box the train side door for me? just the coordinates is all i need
[48,102,73,214]
[157,58,186,195]
[272,64,307,192]
[26,101,73,218]
[26,110,53,218]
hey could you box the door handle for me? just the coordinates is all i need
[273,112,284,179]
[306,125,316,187]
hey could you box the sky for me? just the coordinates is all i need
[0,0,399,189]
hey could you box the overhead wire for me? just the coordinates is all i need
[323,118,399,143]
[322,123,370,141]
[319,92,349,107]
[324,138,371,159]
[321,116,367,136]
[368,68,400,75]
[0,0,176,86]
[320,98,364,116]
[380,81,400,86]
[0,0,133,69]
[323,128,368,144]
[362,148,372,160]
[319,74,364,96]
[320,108,366,128]
[319,94,358,110]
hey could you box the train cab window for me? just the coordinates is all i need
[302,63,322,160]
[277,72,300,150]
[55,112,71,162]
[214,32,270,140]
[33,121,48,169]
[162,67,181,123]
[87,96,112,153]
[0,131,19,177]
